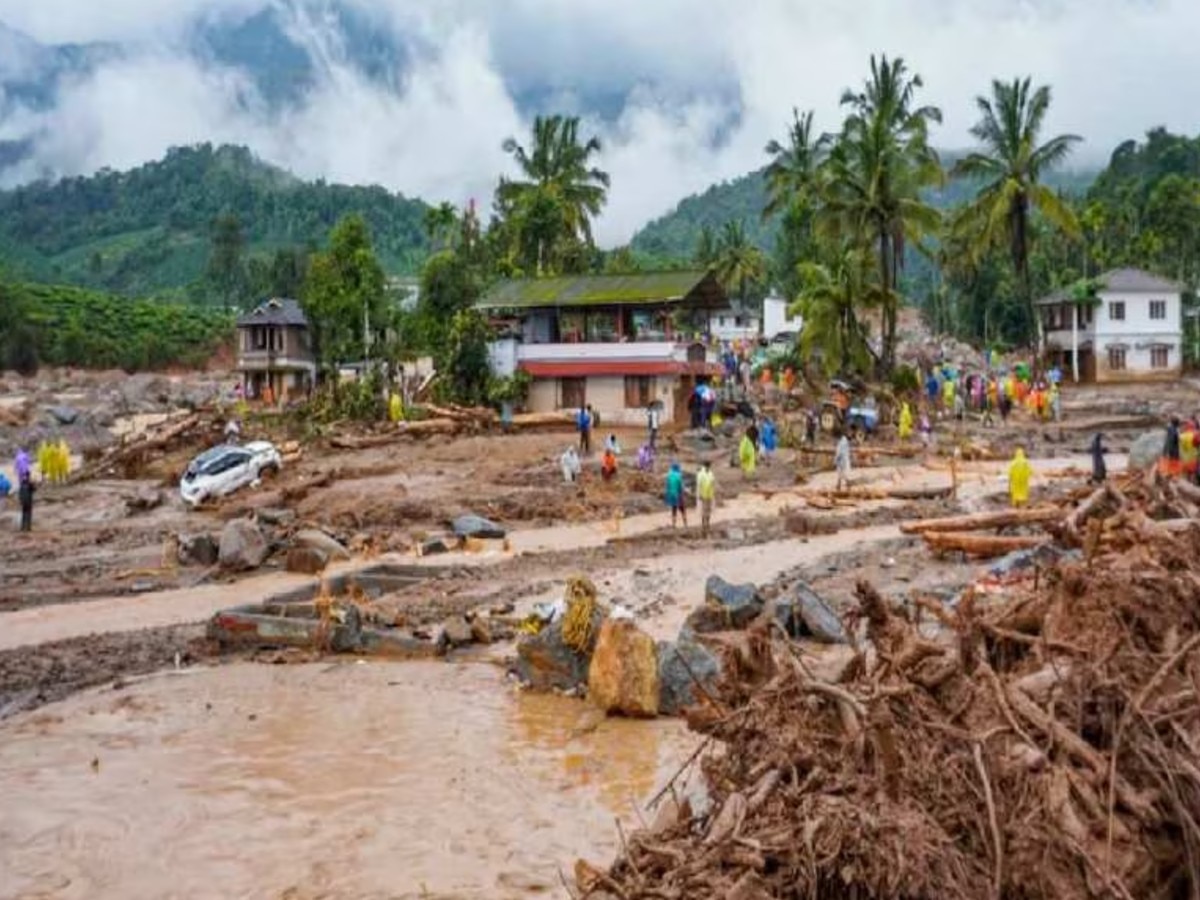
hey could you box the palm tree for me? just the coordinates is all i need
[791,247,881,376]
[497,115,610,275]
[820,55,943,373]
[694,224,718,267]
[952,77,1081,348]
[713,221,767,306]
[763,108,828,219]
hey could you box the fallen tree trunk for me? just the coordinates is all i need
[73,413,202,481]
[922,531,1047,558]
[900,506,1062,535]
[888,485,953,501]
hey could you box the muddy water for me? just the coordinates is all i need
[0,662,695,900]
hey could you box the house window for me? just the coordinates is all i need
[1151,346,1171,369]
[624,376,655,408]
[560,377,586,410]
[1107,347,1127,371]
[1150,300,1167,321]
[254,327,268,350]
[1108,301,1125,322]
[585,310,619,343]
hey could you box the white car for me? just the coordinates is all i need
[180,441,282,507]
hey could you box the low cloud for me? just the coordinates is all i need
[0,0,1197,245]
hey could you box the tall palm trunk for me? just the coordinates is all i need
[877,224,895,374]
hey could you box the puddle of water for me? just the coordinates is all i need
[0,661,694,900]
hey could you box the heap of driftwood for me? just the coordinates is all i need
[583,489,1200,900]
[72,411,219,481]
[900,473,1200,559]
[328,405,576,449]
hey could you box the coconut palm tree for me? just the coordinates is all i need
[763,108,828,219]
[791,246,881,375]
[713,220,767,306]
[952,77,1081,347]
[423,201,459,251]
[497,115,610,275]
[820,55,943,374]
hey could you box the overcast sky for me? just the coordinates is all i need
[0,0,1196,245]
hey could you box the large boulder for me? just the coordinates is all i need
[1128,431,1164,471]
[219,519,269,571]
[515,603,605,693]
[588,618,660,717]
[177,532,219,567]
[292,529,351,561]
[452,514,507,540]
[286,546,329,575]
[793,582,848,644]
[438,615,474,648]
[657,635,723,715]
[764,596,799,638]
[704,575,764,629]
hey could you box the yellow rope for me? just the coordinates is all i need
[562,575,598,652]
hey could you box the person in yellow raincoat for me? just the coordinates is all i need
[739,430,757,478]
[898,402,914,441]
[1008,447,1032,508]
[387,392,405,423]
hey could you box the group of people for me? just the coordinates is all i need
[0,448,38,532]
[1161,416,1200,483]
[921,363,1063,427]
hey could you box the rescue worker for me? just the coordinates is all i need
[696,461,716,538]
[18,472,35,532]
[739,428,757,478]
[898,402,914,441]
[665,461,687,528]
[560,446,582,483]
[600,446,618,482]
[1161,417,1182,478]
[1008,447,1032,508]
[834,433,852,493]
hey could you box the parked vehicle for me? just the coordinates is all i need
[818,380,879,439]
[180,441,281,506]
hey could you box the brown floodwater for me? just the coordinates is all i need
[0,661,695,900]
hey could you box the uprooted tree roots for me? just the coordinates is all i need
[588,504,1200,899]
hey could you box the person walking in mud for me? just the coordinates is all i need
[1089,432,1109,484]
[646,403,660,450]
[834,432,852,493]
[18,471,35,532]
[576,405,593,455]
[696,461,716,538]
[665,461,688,528]
[1008,447,1032,508]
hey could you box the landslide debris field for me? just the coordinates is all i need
[1,367,1198,899]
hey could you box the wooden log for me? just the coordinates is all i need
[73,413,202,481]
[922,531,1047,558]
[900,506,1063,535]
[887,485,953,501]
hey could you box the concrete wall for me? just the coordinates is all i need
[1093,288,1182,380]
[524,375,680,425]
[763,297,803,339]
[488,338,518,378]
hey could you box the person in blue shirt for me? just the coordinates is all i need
[925,371,940,408]
[665,462,688,528]
[760,417,778,463]
[576,405,592,455]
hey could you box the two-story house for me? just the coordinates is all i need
[479,270,730,425]
[235,297,317,401]
[1038,268,1183,383]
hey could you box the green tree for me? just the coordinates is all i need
[1143,174,1200,282]
[423,202,460,252]
[496,115,610,275]
[416,249,483,349]
[821,55,943,374]
[302,215,387,373]
[763,108,827,220]
[952,77,1081,347]
[791,247,880,375]
[439,309,493,405]
[694,224,718,268]
[713,221,768,306]
[206,213,248,309]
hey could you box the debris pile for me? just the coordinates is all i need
[589,498,1200,899]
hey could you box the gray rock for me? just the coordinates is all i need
[793,582,848,644]
[439,615,474,648]
[177,532,219,567]
[218,519,269,571]
[704,575,764,629]
[452,514,507,540]
[292,528,351,561]
[657,636,723,715]
[256,507,296,527]
[286,546,329,574]
[127,487,164,512]
[1128,431,1164,471]
[514,608,604,692]
[47,406,79,425]
[421,536,451,556]
[764,597,799,638]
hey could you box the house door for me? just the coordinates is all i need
[674,376,693,426]
[560,377,586,410]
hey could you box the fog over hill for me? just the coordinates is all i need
[0,0,1197,244]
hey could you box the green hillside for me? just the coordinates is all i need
[631,158,1099,262]
[0,144,431,297]
[1,280,232,371]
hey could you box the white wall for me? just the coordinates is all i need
[487,338,518,378]
[1094,289,1182,379]
[523,374,679,425]
[763,297,803,339]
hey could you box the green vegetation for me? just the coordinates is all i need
[0,279,231,373]
[0,144,429,299]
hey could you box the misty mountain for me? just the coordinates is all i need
[0,143,429,296]
[630,160,1102,261]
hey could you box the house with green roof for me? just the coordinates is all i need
[478,270,731,424]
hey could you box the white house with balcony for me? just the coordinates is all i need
[1038,268,1184,383]
[479,270,730,425]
